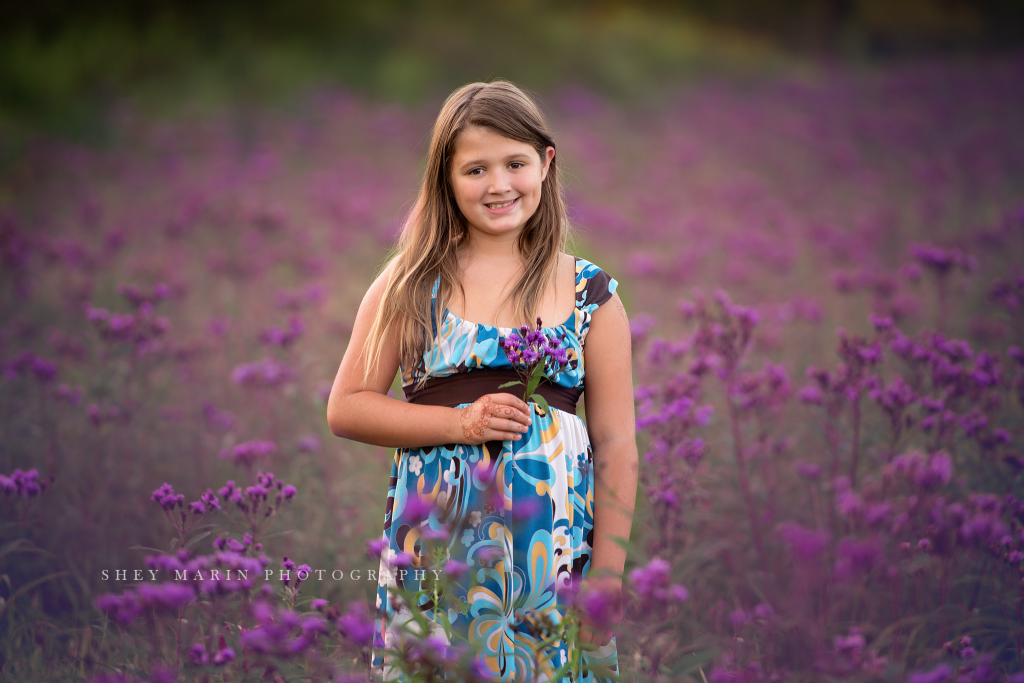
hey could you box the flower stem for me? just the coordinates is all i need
[727,394,765,566]
[850,391,862,489]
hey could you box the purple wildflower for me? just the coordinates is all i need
[219,439,276,467]
[189,488,221,515]
[498,317,573,402]
[151,483,184,511]
[834,536,882,580]
[795,462,822,481]
[908,664,953,683]
[777,522,829,561]
[231,357,295,389]
[366,536,389,558]
[202,400,236,431]
[443,559,471,580]
[910,243,976,274]
[134,582,195,610]
[1,469,46,497]
[297,435,320,453]
[336,601,375,646]
[628,557,672,602]
[575,586,621,628]
[95,592,140,625]
[54,383,82,405]
[797,385,824,405]
[258,316,305,348]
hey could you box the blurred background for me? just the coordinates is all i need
[2,2,1024,682]
[2,0,1024,136]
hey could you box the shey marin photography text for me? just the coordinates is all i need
[101,566,435,582]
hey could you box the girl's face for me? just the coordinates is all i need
[449,125,555,243]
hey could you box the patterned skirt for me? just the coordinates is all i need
[370,402,619,682]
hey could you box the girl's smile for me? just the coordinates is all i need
[485,196,520,213]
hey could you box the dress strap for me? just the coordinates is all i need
[574,257,619,315]
[429,274,442,340]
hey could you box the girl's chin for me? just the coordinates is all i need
[466,219,528,236]
[479,210,522,225]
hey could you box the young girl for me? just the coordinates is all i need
[327,81,637,682]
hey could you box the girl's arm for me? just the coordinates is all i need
[579,291,638,644]
[326,263,532,449]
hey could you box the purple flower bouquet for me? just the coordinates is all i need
[497,318,571,415]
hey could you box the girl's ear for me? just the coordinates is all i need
[540,146,556,181]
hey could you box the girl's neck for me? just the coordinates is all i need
[459,231,524,265]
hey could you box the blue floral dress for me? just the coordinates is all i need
[371,257,620,682]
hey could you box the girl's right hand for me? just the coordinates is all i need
[457,393,533,445]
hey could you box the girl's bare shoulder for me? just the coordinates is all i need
[560,251,577,275]
[363,257,400,304]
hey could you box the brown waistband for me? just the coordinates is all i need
[404,368,580,415]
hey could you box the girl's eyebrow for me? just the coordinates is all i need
[457,153,532,169]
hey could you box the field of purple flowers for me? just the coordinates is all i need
[2,55,1024,682]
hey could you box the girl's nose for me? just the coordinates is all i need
[488,169,512,194]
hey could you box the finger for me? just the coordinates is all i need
[465,414,520,443]
[495,393,531,415]
[487,400,532,427]
[473,417,525,443]
[491,416,528,432]
[501,409,531,427]
[486,427,524,442]
[487,402,517,419]
[494,417,531,434]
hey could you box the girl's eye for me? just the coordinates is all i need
[509,162,524,169]
[468,168,484,176]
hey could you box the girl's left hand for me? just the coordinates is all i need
[577,576,623,648]
[456,393,532,445]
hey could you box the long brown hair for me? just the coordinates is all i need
[361,80,569,388]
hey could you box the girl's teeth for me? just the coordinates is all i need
[488,199,515,209]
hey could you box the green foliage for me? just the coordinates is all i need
[0,1,784,137]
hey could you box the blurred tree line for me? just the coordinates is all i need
[0,0,1021,133]
[653,0,1023,52]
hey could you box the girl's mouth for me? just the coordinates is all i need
[485,197,519,213]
